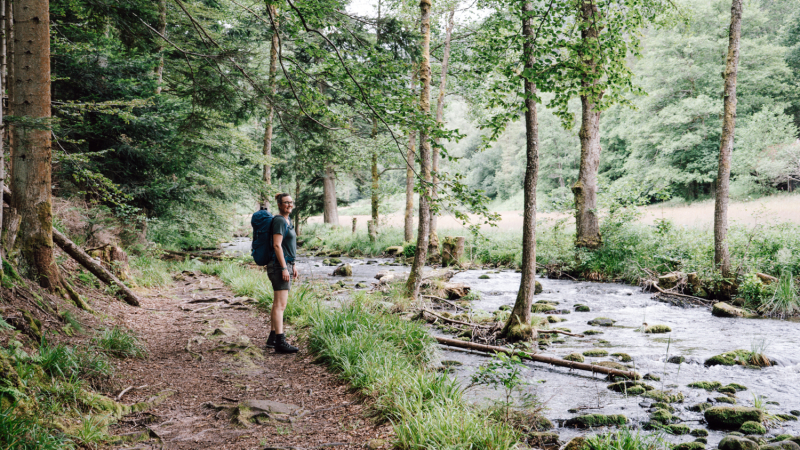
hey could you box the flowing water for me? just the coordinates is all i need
[221,242,800,445]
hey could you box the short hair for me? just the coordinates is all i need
[275,193,291,205]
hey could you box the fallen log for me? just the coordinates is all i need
[421,309,492,329]
[52,228,141,307]
[644,280,712,305]
[162,249,225,261]
[435,336,639,379]
[422,295,467,311]
[538,329,585,338]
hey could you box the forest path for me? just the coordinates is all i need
[108,270,390,450]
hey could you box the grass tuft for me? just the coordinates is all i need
[95,326,147,359]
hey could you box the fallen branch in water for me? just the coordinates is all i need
[421,309,492,329]
[538,329,585,338]
[435,336,639,379]
[643,280,712,305]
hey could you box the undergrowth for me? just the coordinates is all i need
[95,327,147,359]
[584,428,668,450]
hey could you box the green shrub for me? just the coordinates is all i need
[585,427,668,450]
[0,406,73,450]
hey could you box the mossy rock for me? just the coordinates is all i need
[718,385,738,394]
[716,396,737,404]
[688,381,722,391]
[564,414,627,428]
[790,410,800,416]
[760,442,800,450]
[528,432,561,448]
[564,353,585,363]
[718,435,760,450]
[653,402,675,412]
[673,442,705,450]
[574,304,590,312]
[385,246,404,255]
[644,373,661,381]
[593,361,629,371]
[724,383,748,392]
[531,303,558,313]
[504,323,536,341]
[704,350,750,367]
[645,324,672,334]
[611,352,632,362]
[775,414,798,421]
[608,381,652,393]
[547,315,567,323]
[534,281,543,294]
[666,424,691,435]
[689,403,713,412]
[740,421,766,435]
[712,302,756,318]
[769,435,793,443]
[668,356,686,364]
[478,274,490,279]
[695,438,708,444]
[650,408,674,424]
[704,407,764,429]
[333,264,353,276]
[531,415,554,431]
[563,437,587,450]
[587,317,616,327]
[582,349,609,357]
[584,329,604,335]
[329,257,343,264]
[644,390,684,403]
[690,429,709,437]
[498,305,512,311]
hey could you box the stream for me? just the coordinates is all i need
[222,238,800,446]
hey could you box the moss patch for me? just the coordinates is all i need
[564,414,627,428]
[704,407,764,429]
[611,352,632,362]
[704,350,750,367]
[584,329,604,335]
[739,421,766,435]
[644,390,684,403]
[645,324,672,334]
[582,349,608,357]
[564,353,585,363]
[688,381,722,391]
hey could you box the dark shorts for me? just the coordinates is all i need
[267,262,294,292]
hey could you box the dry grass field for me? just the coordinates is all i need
[307,193,800,231]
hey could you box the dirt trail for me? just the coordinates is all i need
[107,270,390,449]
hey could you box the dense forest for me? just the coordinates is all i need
[1,0,800,447]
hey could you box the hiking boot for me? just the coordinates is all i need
[274,334,298,354]
[265,331,276,349]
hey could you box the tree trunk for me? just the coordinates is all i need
[154,0,166,94]
[405,0,433,299]
[10,0,61,289]
[52,229,140,307]
[404,70,418,243]
[428,7,455,259]
[5,0,12,180]
[261,2,279,202]
[0,0,5,268]
[501,0,540,342]
[322,165,339,225]
[370,118,379,242]
[714,0,742,280]
[572,0,603,250]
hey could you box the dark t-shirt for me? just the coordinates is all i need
[271,215,296,263]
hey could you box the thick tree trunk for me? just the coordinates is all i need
[0,0,5,267]
[154,0,166,94]
[405,0,433,298]
[714,0,742,279]
[572,0,603,250]
[404,70,418,243]
[52,229,140,307]
[261,3,279,201]
[501,0,540,342]
[322,165,339,225]
[428,7,455,259]
[10,0,62,289]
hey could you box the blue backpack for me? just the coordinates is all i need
[251,209,275,266]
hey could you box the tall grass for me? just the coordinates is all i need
[0,406,73,450]
[585,428,668,450]
[306,297,518,449]
[759,272,800,318]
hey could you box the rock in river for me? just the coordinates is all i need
[704,406,764,429]
[564,414,627,428]
[718,436,759,450]
[712,302,756,318]
[587,317,616,327]
[333,264,353,276]
[760,442,800,450]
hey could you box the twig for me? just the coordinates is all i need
[116,386,134,401]
[422,295,467,310]
[421,309,492,329]
[538,329,584,338]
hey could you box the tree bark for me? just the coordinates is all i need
[322,164,339,225]
[10,0,62,289]
[572,0,603,250]
[405,0,433,299]
[428,7,455,259]
[714,0,742,279]
[154,0,166,94]
[52,228,141,307]
[0,0,5,267]
[261,2,279,201]
[501,0,540,342]
[404,70,418,243]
